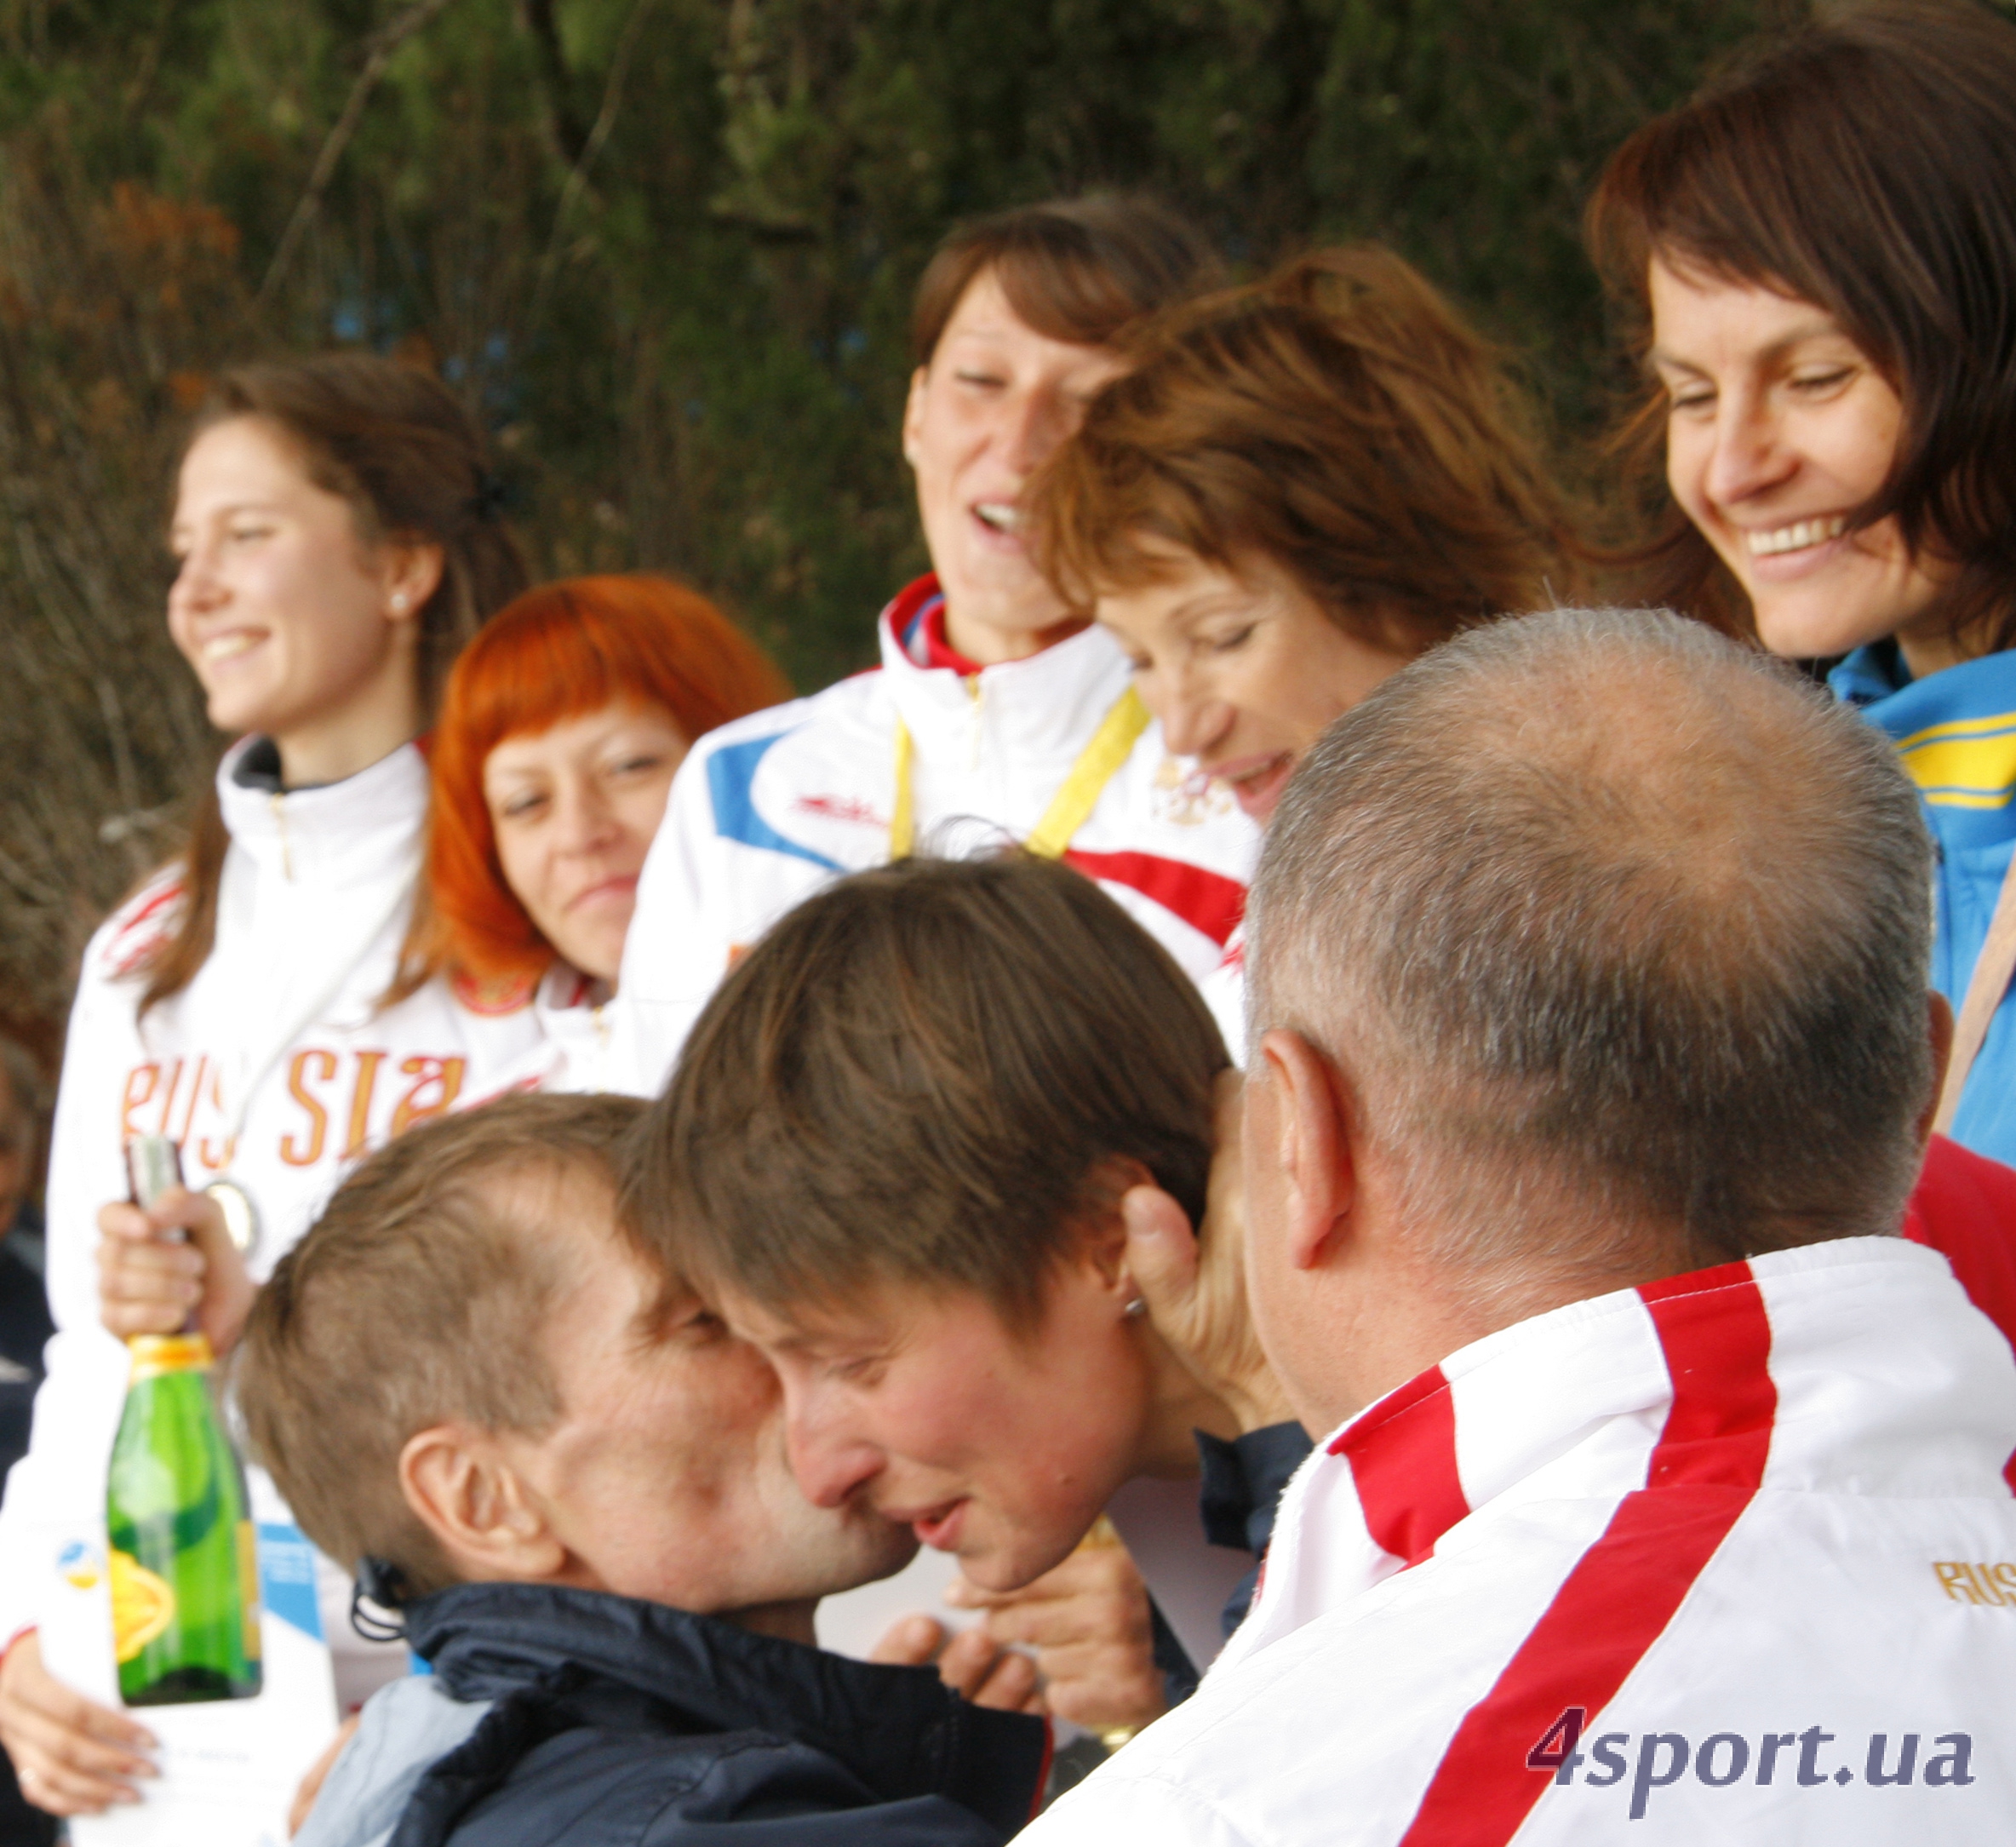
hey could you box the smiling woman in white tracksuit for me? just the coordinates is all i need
[0,356,540,1825]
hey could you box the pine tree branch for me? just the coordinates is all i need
[255,0,462,313]
[526,0,659,330]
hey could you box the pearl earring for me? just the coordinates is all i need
[1123,1296,1148,1320]
[391,592,408,611]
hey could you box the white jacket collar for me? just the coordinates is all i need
[536,960,608,1026]
[875,577,1134,763]
[1223,1236,2013,1672]
[216,735,429,886]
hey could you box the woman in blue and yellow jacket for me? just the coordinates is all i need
[1589,0,2016,1164]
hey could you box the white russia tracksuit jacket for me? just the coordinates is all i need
[0,739,542,1668]
[616,576,1259,1092]
[471,961,619,1099]
[1029,1237,2016,1844]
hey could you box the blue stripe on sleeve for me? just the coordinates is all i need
[707,731,845,872]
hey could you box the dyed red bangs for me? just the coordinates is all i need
[428,575,789,985]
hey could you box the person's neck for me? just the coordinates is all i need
[1896,627,1979,681]
[272,677,423,789]
[1304,1235,1694,1435]
[1134,1323,1241,1477]
[940,601,1089,668]
[1893,601,1996,681]
[720,1597,819,1648]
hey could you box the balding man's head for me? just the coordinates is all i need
[1247,608,1934,1281]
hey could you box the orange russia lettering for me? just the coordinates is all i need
[195,1064,235,1173]
[279,1049,338,1166]
[1933,1561,2016,1605]
[391,1056,466,1136]
[344,1051,387,1158]
[153,1058,185,1139]
[120,1064,160,1141]
[177,1055,208,1146]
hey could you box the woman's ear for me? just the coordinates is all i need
[398,1425,566,1586]
[901,367,931,469]
[1075,1156,1160,1297]
[381,540,445,627]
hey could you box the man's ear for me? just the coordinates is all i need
[1253,1029,1354,1272]
[1918,989,1956,1150]
[398,1425,565,1586]
[900,366,930,469]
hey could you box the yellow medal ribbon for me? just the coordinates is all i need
[891,686,1149,861]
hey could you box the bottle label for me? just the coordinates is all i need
[109,1549,176,1664]
[237,1523,263,1661]
[126,1334,215,1382]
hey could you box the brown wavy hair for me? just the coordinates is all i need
[1028,245,1584,651]
[1586,0,2016,649]
[135,354,529,1015]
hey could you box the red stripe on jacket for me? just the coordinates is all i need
[1063,848,1246,949]
[106,879,186,977]
[1906,1133,2016,1351]
[1903,1134,2016,1492]
[1396,1260,1776,1846]
[1327,1365,1469,1568]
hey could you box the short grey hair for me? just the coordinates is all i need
[1247,608,1933,1274]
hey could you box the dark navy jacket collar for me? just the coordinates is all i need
[405,1579,1045,1838]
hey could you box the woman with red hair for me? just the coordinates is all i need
[429,575,788,1092]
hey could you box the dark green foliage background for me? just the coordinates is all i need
[0,0,1794,1024]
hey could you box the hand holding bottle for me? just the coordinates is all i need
[97,1137,264,1709]
[96,1186,255,1355]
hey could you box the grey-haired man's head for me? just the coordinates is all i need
[1246,607,1935,1304]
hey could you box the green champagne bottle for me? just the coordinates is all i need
[105,1137,262,1706]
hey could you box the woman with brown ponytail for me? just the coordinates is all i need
[0,355,539,1827]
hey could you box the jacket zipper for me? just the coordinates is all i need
[270,792,293,881]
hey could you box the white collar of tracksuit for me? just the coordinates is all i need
[466,961,614,1100]
[215,732,429,893]
[1223,1236,2009,1672]
[135,735,432,1072]
[873,575,1138,772]
[97,737,428,1012]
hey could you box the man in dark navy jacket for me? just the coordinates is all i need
[236,1094,1047,1847]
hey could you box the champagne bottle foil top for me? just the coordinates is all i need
[126,1333,216,1381]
